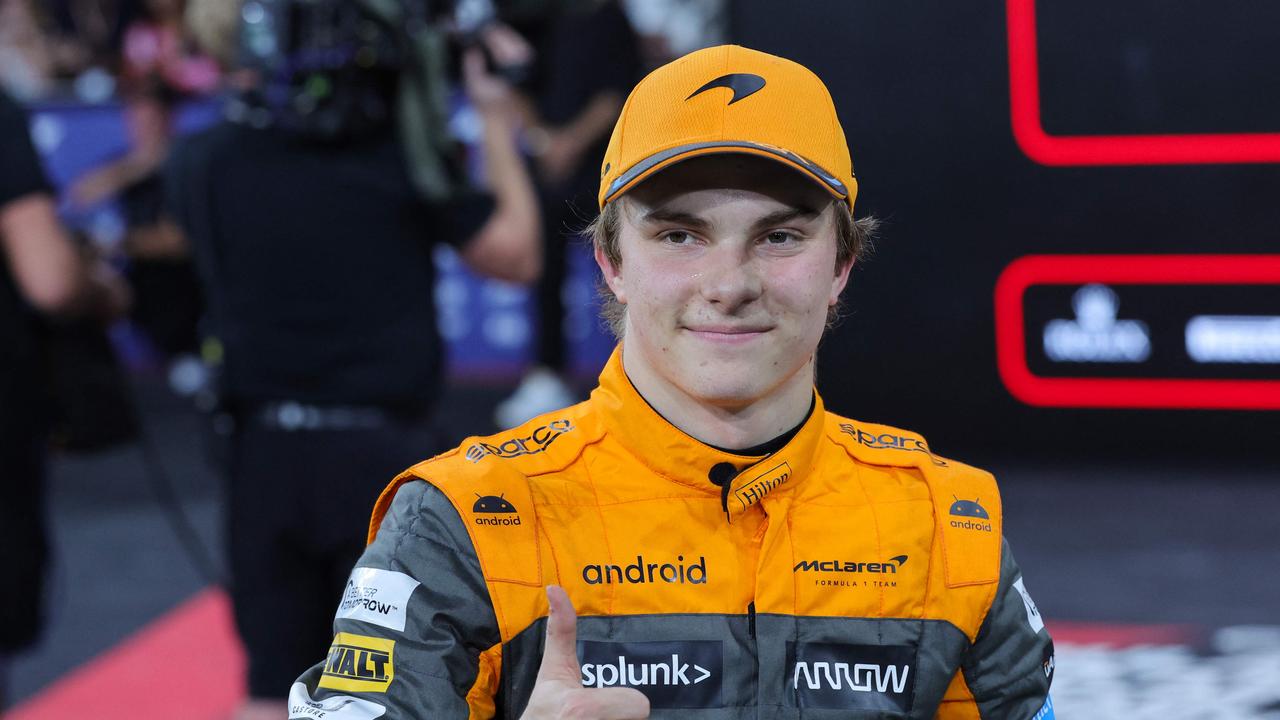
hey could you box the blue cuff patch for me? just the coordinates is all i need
[1032,695,1055,720]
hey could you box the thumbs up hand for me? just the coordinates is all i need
[518,586,651,719]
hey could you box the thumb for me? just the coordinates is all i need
[537,585,582,683]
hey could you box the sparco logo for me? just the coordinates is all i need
[839,424,947,466]
[465,419,573,462]
[579,640,723,709]
[582,555,707,585]
[786,642,915,712]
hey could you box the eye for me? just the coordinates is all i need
[662,230,694,245]
[764,230,797,244]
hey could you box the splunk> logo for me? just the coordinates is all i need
[839,424,948,466]
[472,494,521,526]
[465,419,574,462]
[579,640,724,709]
[948,496,992,532]
[786,642,915,712]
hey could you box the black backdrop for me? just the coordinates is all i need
[731,0,1280,459]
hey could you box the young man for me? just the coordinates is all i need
[291,45,1055,720]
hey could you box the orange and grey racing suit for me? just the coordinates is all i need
[291,348,1055,719]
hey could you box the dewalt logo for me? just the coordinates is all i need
[318,633,395,693]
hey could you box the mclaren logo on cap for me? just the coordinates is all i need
[687,73,766,105]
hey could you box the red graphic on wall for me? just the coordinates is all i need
[994,255,1280,409]
[1006,0,1280,165]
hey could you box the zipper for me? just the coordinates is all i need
[747,600,757,639]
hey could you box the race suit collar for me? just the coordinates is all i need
[591,346,827,522]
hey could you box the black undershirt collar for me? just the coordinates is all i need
[705,394,816,457]
[624,368,816,458]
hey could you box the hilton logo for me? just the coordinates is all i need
[730,461,792,514]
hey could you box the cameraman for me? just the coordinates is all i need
[171,3,539,716]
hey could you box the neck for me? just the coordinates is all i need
[621,341,816,450]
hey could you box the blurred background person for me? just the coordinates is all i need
[68,0,219,213]
[0,87,130,710]
[621,0,728,70]
[0,0,58,100]
[171,2,539,716]
[118,0,219,96]
[65,0,218,388]
[494,0,641,426]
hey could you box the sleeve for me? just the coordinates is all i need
[0,92,53,210]
[435,191,496,249]
[957,538,1055,720]
[290,480,503,719]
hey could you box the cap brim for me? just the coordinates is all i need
[601,141,852,207]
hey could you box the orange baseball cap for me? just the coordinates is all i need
[597,44,857,211]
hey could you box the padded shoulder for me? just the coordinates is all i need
[826,415,950,469]
[367,402,600,588]
[458,400,602,476]
[826,414,1004,588]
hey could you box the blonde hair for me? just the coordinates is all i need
[587,198,878,338]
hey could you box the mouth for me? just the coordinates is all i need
[682,325,773,343]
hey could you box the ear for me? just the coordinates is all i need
[829,255,855,307]
[594,242,627,304]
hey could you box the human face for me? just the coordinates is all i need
[597,155,854,412]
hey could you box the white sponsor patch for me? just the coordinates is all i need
[288,682,386,719]
[335,567,419,632]
[1013,576,1045,634]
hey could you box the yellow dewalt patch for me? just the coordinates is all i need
[318,632,395,693]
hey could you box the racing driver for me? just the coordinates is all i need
[290,44,1056,719]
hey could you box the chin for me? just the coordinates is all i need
[683,374,768,407]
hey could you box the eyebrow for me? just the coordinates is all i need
[637,208,712,230]
[637,205,823,232]
[748,206,822,231]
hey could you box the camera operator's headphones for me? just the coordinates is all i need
[235,0,459,201]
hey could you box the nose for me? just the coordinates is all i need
[698,244,763,311]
